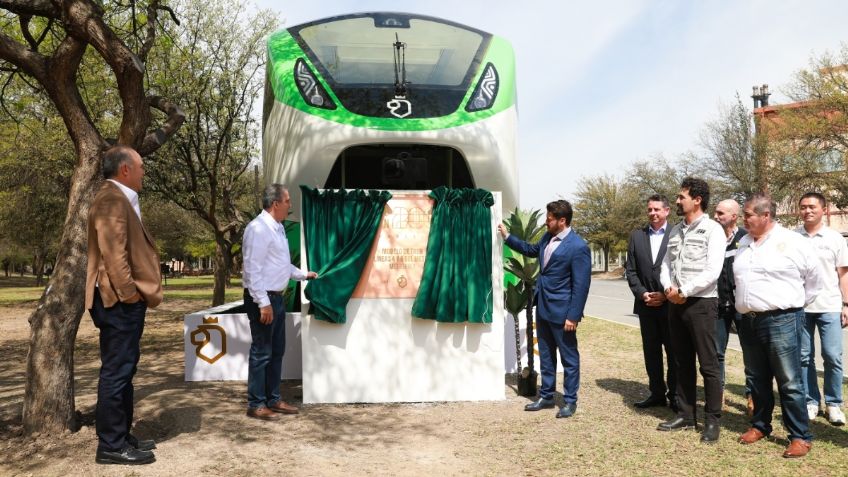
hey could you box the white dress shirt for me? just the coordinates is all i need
[648,222,667,263]
[734,224,825,313]
[796,224,848,313]
[108,179,141,220]
[242,210,307,308]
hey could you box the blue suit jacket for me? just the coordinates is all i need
[506,230,592,325]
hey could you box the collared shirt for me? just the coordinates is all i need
[660,214,725,298]
[796,224,848,312]
[107,179,141,220]
[734,224,825,313]
[543,227,571,269]
[648,221,667,263]
[242,210,307,308]
[726,227,739,246]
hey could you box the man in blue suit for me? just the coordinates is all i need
[498,200,592,418]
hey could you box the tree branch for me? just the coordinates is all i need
[138,95,185,156]
[0,0,60,18]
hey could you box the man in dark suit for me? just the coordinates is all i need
[85,146,161,465]
[625,194,677,411]
[498,199,592,418]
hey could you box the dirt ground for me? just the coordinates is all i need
[2,296,848,477]
[0,300,554,477]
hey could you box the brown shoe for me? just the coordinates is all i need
[268,401,299,415]
[246,407,279,420]
[746,394,754,418]
[738,428,766,444]
[782,439,811,458]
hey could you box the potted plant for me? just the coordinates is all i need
[502,208,544,396]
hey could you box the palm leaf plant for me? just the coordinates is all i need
[503,207,545,395]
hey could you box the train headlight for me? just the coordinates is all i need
[294,58,336,110]
[465,63,499,112]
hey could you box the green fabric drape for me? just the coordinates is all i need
[301,186,392,323]
[412,187,495,323]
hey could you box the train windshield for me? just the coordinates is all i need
[292,14,486,87]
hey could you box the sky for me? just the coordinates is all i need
[255,0,848,212]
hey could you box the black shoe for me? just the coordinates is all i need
[524,397,556,411]
[556,403,577,418]
[656,417,696,432]
[634,396,667,408]
[701,422,720,443]
[95,445,155,465]
[127,434,156,452]
[669,397,680,414]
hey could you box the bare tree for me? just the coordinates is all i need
[145,0,278,305]
[0,0,184,433]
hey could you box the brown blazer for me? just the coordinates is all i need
[85,181,162,309]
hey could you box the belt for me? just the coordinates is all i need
[266,290,284,297]
[742,307,801,319]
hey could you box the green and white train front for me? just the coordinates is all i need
[262,12,518,219]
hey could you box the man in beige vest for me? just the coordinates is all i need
[85,145,161,465]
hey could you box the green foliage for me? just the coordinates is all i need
[573,174,641,271]
[504,281,527,316]
[772,45,848,208]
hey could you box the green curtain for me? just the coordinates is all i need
[301,186,392,323]
[412,187,495,323]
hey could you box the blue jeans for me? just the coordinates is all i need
[245,289,287,410]
[800,312,844,406]
[715,307,752,395]
[536,317,579,404]
[736,309,811,441]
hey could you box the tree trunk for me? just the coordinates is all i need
[513,310,522,373]
[603,244,610,272]
[524,287,535,374]
[33,249,47,287]
[22,142,101,434]
[212,234,233,306]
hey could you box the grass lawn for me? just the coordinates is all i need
[0,275,244,306]
[1,283,847,475]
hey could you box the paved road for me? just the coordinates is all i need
[585,278,846,379]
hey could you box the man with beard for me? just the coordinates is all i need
[657,177,726,444]
[498,199,591,418]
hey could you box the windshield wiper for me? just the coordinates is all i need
[393,33,409,96]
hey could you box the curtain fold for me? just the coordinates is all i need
[300,186,392,323]
[412,187,495,323]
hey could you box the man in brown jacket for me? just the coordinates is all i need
[85,145,161,465]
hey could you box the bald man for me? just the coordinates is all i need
[713,199,749,411]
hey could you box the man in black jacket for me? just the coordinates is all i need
[625,194,677,411]
[713,199,749,413]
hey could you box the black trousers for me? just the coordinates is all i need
[668,297,722,424]
[637,309,677,401]
[90,289,147,452]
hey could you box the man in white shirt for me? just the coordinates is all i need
[734,193,824,458]
[796,192,848,426]
[242,184,317,420]
[658,177,726,443]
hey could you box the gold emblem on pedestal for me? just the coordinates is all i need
[191,316,227,364]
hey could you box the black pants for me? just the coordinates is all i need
[637,309,677,401]
[90,289,147,452]
[668,297,722,424]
